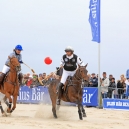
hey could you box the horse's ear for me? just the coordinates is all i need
[85,63,88,67]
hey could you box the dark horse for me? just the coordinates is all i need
[0,56,21,116]
[48,64,88,120]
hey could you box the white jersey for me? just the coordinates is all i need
[60,54,85,67]
[60,54,85,84]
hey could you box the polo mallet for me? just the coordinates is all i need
[23,62,35,73]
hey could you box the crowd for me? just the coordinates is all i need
[83,72,129,99]
[21,72,58,88]
[22,70,129,99]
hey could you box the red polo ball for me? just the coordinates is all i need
[44,57,52,65]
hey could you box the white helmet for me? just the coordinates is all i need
[65,46,74,52]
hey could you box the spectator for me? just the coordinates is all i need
[30,74,41,88]
[26,75,33,87]
[88,74,91,80]
[100,72,110,98]
[108,78,116,98]
[26,72,30,78]
[42,73,47,85]
[109,74,113,82]
[22,74,28,85]
[38,73,44,85]
[117,74,126,98]
[89,73,98,87]
[125,78,129,98]
[42,73,47,79]
[126,69,129,79]
[41,72,56,86]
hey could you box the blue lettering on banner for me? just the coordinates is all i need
[17,86,98,106]
[103,99,129,110]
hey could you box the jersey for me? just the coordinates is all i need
[63,54,77,71]
[5,50,23,66]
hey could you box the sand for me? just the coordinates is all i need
[0,104,129,129]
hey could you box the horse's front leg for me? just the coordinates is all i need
[5,92,12,113]
[10,95,17,113]
[78,102,83,120]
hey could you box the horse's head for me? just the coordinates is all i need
[8,56,21,72]
[76,64,89,81]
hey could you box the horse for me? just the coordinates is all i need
[0,56,21,116]
[48,64,89,120]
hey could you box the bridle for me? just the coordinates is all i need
[73,67,88,83]
[9,57,21,72]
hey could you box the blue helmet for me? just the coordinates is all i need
[15,45,23,51]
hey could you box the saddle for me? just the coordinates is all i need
[63,76,73,92]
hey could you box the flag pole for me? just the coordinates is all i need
[98,43,102,108]
[89,0,101,108]
[98,0,102,108]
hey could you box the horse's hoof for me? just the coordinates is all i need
[83,114,87,117]
[7,113,11,117]
[54,114,58,119]
[2,112,7,117]
[79,117,83,120]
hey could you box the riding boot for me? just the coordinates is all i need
[0,73,6,85]
[18,73,23,86]
[56,83,64,105]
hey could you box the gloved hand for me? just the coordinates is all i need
[19,60,23,63]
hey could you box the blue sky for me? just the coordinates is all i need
[0,0,129,80]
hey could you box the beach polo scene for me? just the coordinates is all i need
[0,0,129,129]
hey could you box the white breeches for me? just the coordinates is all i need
[2,65,10,74]
[61,69,76,84]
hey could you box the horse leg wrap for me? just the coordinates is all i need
[8,102,12,109]
[0,105,4,113]
[10,109,14,113]
[4,100,9,107]
[78,110,83,120]
[82,108,86,117]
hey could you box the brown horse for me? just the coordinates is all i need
[48,64,89,120]
[0,56,21,116]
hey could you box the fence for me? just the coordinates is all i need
[102,86,129,110]
[101,87,129,99]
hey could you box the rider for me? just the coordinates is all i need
[0,45,23,85]
[57,46,85,105]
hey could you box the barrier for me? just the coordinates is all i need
[17,86,51,104]
[103,98,129,110]
[17,86,98,106]
[82,87,98,106]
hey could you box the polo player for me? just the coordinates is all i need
[56,46,85,105]
[0,45,23,85]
